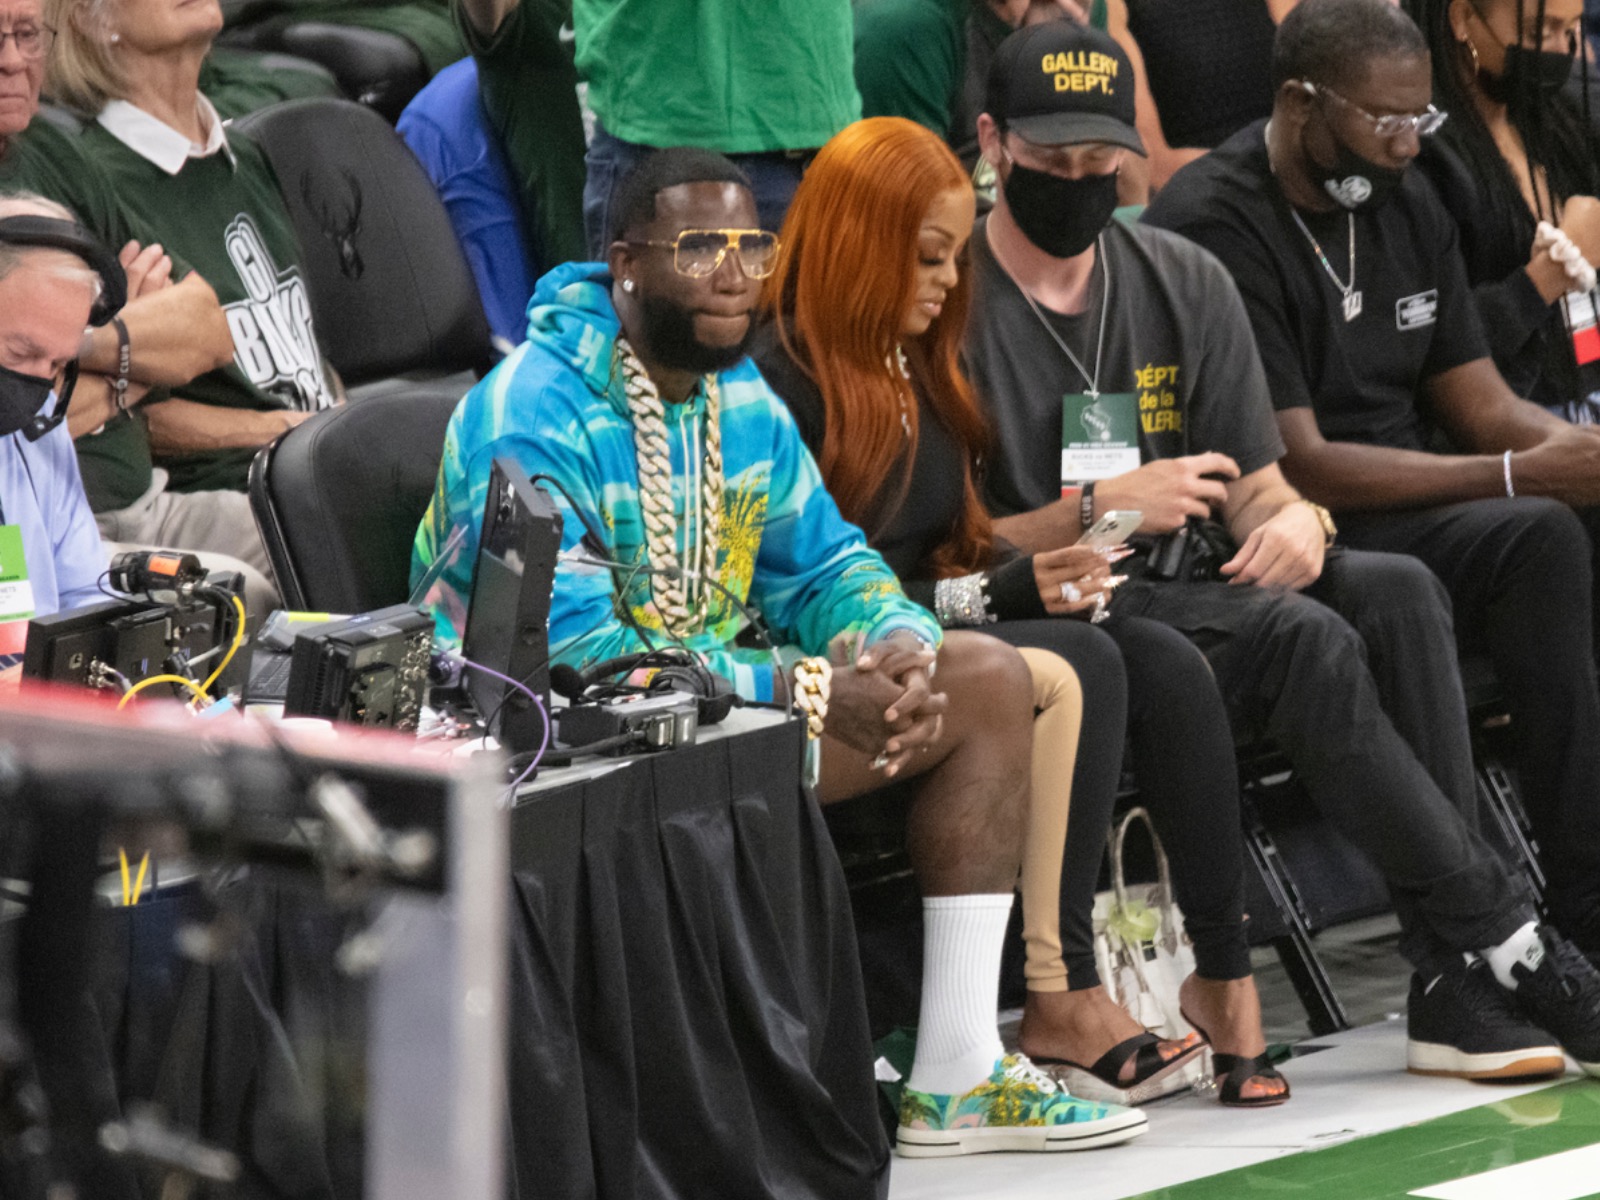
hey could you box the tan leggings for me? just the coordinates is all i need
[1014,647,1084,993]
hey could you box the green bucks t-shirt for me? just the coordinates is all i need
[81,120,337,494]
[573,0,861,151]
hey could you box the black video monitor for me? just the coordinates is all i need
[462,457,562,756]
[23,598,172,689]
[24,588,249,698]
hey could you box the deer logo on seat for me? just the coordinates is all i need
[301,168,364,280]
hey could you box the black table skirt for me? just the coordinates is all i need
[506,716,891,1200]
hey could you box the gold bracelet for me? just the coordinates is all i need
[791,656,832,740]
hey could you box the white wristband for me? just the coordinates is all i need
[1504,449,1515,499]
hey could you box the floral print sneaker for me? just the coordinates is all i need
[895,1054,1149,1157]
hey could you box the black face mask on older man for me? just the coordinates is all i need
[0,360,74,442]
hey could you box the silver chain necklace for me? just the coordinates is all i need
[1265,118,1363,323]
[1014,232,1112,399]
[1289,208,1362,322]
[889,345,912,438]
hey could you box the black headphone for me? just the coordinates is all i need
[0,215,128,327]
[572,649,736,726]
[0,216,129,441]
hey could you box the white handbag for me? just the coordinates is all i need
[1085,806,1206,1102]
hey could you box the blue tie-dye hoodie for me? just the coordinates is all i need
[412,262,940,701]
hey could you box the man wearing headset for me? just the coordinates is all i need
[0,191,126,672]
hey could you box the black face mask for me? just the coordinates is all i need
[634,290,753,376]
[1307,132,1407,211]
[1001,160,1120,259]
[0,361,68,441]
[1480,43,1575,108]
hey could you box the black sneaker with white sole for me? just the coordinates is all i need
[1407,958,1565,1080]
[1511,926,1600,1076]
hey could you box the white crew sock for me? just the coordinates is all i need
[905,893,1012,1096]
[1483,921,1544,990]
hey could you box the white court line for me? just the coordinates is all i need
[1409,1143,1600,1200]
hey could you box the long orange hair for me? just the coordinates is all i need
[763,117,994,578]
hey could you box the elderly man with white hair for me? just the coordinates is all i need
[0,190,123,672]
[0,0,278,617]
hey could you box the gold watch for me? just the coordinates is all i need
[1297,499,1337,547]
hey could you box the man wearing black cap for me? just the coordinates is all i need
[965,18,1600,1085]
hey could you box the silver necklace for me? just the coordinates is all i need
[1290,206,1361,322]
[1265,118,1362,322]
[1015,232,1112,399]
[889,346,912,438]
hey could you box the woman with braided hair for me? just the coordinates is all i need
[753,116,1288,1109]
[1407,0,1600,420]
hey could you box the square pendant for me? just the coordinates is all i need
[1343,290,1363,322]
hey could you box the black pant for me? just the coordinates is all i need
[988,616,1251,988]
[1114,549,1532,977]
[1338,498,1600,936]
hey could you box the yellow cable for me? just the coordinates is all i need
[117,673,209,709]
[198,593,247,701]
[117,848,152,906]
[130,852,149,905]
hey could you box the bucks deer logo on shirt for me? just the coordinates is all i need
[221,213,335,411]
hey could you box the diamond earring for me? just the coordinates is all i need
[622,279,635,294]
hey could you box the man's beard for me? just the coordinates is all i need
[632,291,753,375]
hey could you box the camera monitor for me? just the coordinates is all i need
[24,590,244,696]
[461,457,562,756]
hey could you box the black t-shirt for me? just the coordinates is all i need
[1142,120,1489,454]
[965,215,1284,518]
[1125,0,1276,150]
[750,323,967,580]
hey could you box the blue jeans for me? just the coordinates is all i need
[582,121,811,257]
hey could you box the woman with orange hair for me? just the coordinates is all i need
[753,116,1288,1108]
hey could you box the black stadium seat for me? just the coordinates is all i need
[248,391,459,613]
[232,97,495,388]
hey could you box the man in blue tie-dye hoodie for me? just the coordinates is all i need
[412,147,1150,1157]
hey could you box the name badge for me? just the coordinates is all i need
[1566,290,1600,366]
[0,524,34,662]
[1062,392,1141,493]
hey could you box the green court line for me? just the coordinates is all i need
[1124,1079,1600,1200]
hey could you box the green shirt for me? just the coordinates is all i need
[0,120,157,512]
[572,0,861,152]
[200,46,342,120]
[459,0,587,267]
[853,0,966,134]
[856,1,1107,146]
[82,116,337,494]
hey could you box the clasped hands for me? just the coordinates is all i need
[823,630,946,777]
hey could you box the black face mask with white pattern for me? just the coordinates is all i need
[1307,134,1407,212]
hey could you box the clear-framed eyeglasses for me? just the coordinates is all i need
[625,228,781,280]
[1302,81,1448,138]
[0,22,53,62]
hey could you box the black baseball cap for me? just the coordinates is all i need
[986,21,1145,154]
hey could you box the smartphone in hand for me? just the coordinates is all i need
[1077,509,1143,549]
